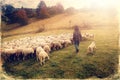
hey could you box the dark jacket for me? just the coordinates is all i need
[73,29,82,44]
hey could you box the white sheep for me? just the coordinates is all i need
[21,48,34,60]
[64,39,72,47]
[36,47,49,65]
[89,34,94,39]
[2,33,74,62]
[43,44,51,54]
[15,48,23,60]
[85,33,89,37]
[52,41,62,50]
[1,48,17,62]
[87,41,96,55]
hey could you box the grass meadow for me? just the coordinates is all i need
[1,10,119,79]
[2,26,119,79]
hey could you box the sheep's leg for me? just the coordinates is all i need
[64,44,67,47]
[91,48,94,55]
[23,55,24,60]
[40,57,43,65]
[7,54,10,62]
[93,47,96,53]
[47,56,50,60]
[31,53,34,58]
[36,56,38,61]
[23,55,26,60]
[36,53,38,60]
[54,46,57,50]
[66,43,68,47]
[17,55,20,60]
[30,53,33,58]
[58,46,60,49]
[56,46,58,50]
[42,58,45,65]
[13,54,16,61]
[19,53,22,60]
[16,54,18,60]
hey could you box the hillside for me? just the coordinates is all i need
[2,10,118,38]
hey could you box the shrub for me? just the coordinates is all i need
[36,24,45,33]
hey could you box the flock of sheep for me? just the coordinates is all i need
[1,33,95,65]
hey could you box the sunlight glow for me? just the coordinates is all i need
[2,0,119,9]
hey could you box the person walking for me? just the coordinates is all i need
[73,25,82,53]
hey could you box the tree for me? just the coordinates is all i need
[36,0,49,19]
[1,4,16,24]
[14,8,28,25]
[48,6,58,15]
[48,3,64,15]
[65,7,76,14]
[56,3,64,13]
[1,5,28,25]
[24,8,36,18]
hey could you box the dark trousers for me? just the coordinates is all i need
[74,41,79,53]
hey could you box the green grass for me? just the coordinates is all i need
[2,26,119,79]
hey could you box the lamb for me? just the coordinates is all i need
[36,47,49,65]
[87,41,96,55]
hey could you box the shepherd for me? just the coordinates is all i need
[73,25,82,53]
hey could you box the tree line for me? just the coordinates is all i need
[1,1,64,26]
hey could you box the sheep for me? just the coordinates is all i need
[87,41,96,55]
[89,34,94,39]
[82,34,88,41]
[2,33,75,62]
[64,39,72,47]
[59,40,65,48]
[21,48,34,60]
[84,33,89,37]
[1,48,17,62]
[52,41,62,50]
[15,48,23,60]
[70,37,73,44]
[36,47,49,65]
[43,44,51,54]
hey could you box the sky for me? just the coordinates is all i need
[1,0,120,9]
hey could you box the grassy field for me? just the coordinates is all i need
[2,26,119,79]
[1,10,119,79]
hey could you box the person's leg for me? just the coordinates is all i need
[76,42,80,53]
[74,43,78,53]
